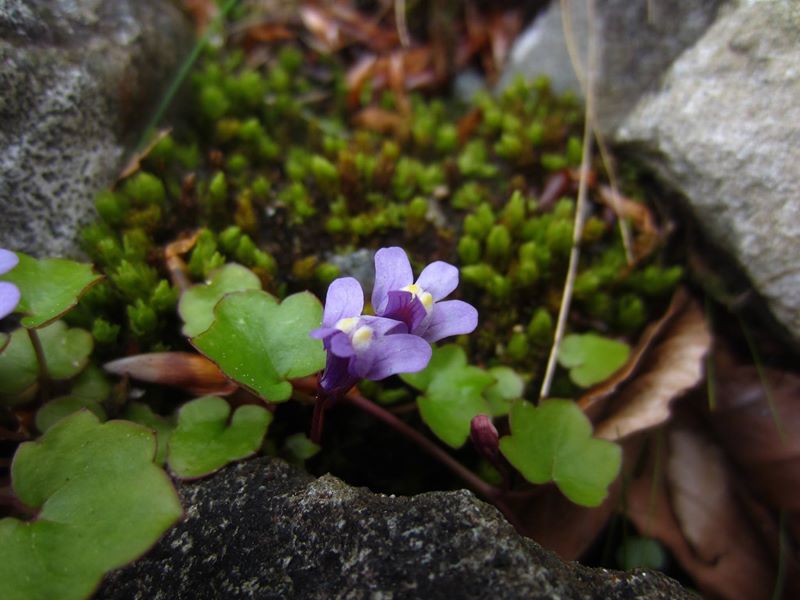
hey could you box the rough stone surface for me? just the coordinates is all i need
[0,0,193,257]
[96,458,694,599]
[499,0,724,135]
[616,0,800,343]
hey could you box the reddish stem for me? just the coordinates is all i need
[340,390,497,499]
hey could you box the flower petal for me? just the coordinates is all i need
[0,282,21,320]
[310,326,338,340]
[371,247,413,312]
[415,261,458,301]
[319,353,358,396]
[0,249,18,276]
[329,331,356,358]
[360,315,408,336]
[357,333,432,380]
[322,277,364,327]
[379,290,427,332]
[420,300,478,343]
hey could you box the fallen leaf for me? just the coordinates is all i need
[104,352,238,397]
[627,421,785,600]
[593,295,711,440]
[352,106,410,138]
[710,360,800,540]
[117,129,172,181]
[580,289,688,421]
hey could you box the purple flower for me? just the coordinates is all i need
[312,277,432,395]
[371,247,478,343]
[0,249,21,320]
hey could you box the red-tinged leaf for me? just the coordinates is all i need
[593,296,711,441]
[627,422,788,600]
[104,352,238,397]
[709,359,800,540]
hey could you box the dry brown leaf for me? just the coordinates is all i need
[164,230,201,292]
[627,423,780,600]
[580,289,689,421]
[300,4,344,52]
[710,360,800,540]
[182,0,218,33]
[104,352,238,397]
[117,128,172,182]
[511,482,620,560]
[594,296,711,440]
[352,107,410,138]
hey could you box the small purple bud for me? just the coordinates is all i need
[470,414,500,461]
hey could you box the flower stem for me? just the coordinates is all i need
[340,390,497,499]
[27,327,50,404]
[309,394,328,444]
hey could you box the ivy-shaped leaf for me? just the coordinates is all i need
[484,366,525,417]
[557,333,630,388]
[402,345,495,448]
[124,403,175,466]
[499,399,622,507]
[0,252,103,328]
[0,321,93,404]
[36,396,107,433]
[178,263,261,337]
[167,396,272,479]
[191,290,325,402]
[0,411,182,600]
[70,365,112,403]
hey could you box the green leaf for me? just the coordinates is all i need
[283,432,321,465]
[178,263,261,337]
[403,345,495,448]
[557,333,630,387]
[70,365,112,402]
[499,399,622,506]
[0,321,93,404]
[0,252,103,328]
[484,366,525,417]
[0,411,181,600]
[0,332,8,354]
[35,396,107,433]
[191,290,325,402]
[617,536,666,571]
[168,396,273,478]
[124,403,175,466]
[400,344,469,391]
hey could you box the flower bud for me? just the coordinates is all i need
[470,414,500,462]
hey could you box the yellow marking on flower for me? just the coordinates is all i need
[351,325,374,350]
[402,283,434,312]
[335,317,359,333]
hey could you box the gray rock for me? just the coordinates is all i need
[96,457,693,599]
[0,0,193,258]
[616,0,800,342]
[499,0,724,135]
